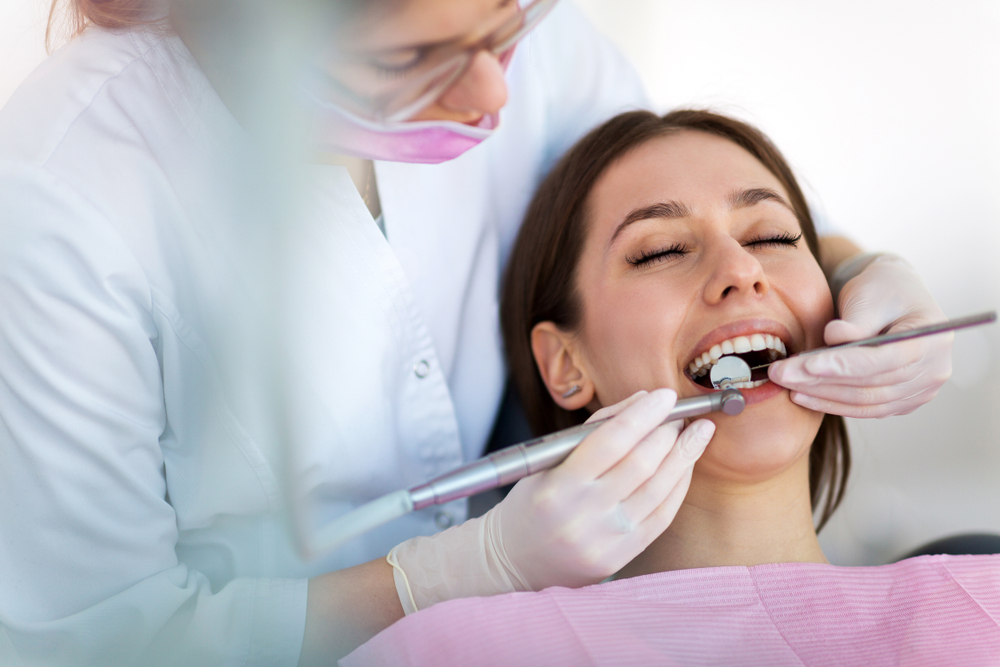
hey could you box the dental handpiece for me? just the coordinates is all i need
[311,384,747,555]
[407,388,745,511]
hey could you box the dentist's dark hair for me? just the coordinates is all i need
[500,109,849,530]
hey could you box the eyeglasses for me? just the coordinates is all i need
[318,0,561,123]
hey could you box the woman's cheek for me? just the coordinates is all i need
[805,275,836,343]
[584,294,680,400]
[777,258,834,346]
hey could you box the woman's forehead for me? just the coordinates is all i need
[587,131,791,231]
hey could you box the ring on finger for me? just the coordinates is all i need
[610,504,637,534]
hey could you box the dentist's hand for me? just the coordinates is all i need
[387,389,716,613]
[499,389,715,590]
[770,254,953,418]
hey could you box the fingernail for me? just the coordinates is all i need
[653,387,677,405]
[772,363,816,385]
[790,392,820,410]
[681,420,715,458]
[804,353,852,377]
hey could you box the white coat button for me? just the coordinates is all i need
[434,511,453,529]
[414,360,430,378]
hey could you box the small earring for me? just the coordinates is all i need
[561,384,582,399]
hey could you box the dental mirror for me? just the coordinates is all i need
[710,355,752,390]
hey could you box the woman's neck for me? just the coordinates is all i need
[617,454,826,579]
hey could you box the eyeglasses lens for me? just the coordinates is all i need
[332,0,561,122]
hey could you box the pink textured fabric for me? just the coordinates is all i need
[343,554,1000,666]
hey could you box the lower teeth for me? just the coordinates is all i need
[728,379,768,389]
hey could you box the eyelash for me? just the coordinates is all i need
[374,63,419,81]
[744,231,802,249]
[626,243,689,267]
[625,232,803,268]
[372,52,426,80]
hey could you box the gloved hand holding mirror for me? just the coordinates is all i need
[769,254,959,418]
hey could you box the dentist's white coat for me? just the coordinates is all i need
[0,2,645,664]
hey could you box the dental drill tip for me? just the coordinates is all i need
[720,388,745,415]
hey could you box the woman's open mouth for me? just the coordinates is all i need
[686,333,789,389]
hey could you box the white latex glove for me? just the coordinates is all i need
[769,253,953,418]
[388,389,716,613]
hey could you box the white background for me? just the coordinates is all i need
[2,0,999,565]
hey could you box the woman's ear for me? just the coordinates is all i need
[530,321,595,411]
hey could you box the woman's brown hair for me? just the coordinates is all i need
[500,109,850,530]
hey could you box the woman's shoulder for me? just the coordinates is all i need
[343,555,1000,667]
[616,554,1000,603]
[0,162,155,315]
[0,25,248,289]
[745,552,1000,585]
[0,25,230,179]
[1,27,159,164]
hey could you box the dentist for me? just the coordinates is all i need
[0,0,951,665]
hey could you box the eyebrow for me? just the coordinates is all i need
[607,187,794,248]
[608,201,693,246]
[728,187,793,212]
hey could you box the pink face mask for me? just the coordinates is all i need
[307,45,515,164]
[308,101,499,164]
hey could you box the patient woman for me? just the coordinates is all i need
[343,111,1000,666]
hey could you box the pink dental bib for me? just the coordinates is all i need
[345,554,1000,666]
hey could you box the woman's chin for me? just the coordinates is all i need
[695,429,811,484]
[689,384,822,483]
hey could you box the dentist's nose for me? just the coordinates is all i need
[703,238,770,305]
[436,50,508,118]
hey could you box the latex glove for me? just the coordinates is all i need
[388,389,716,613]
[770,253,953,418]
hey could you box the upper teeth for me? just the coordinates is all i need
[688,333,787,378]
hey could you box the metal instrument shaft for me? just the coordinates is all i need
[749,311,996,379]
[408,388,744,511]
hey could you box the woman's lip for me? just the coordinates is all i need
[683,373,784,407]
[684,318,795,368]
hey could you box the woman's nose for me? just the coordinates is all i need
[436,50,508,117]
[702,238,770,305]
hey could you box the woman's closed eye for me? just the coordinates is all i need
[625,242,689,268]
[626,230,800,268]
[743,231,802,250]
